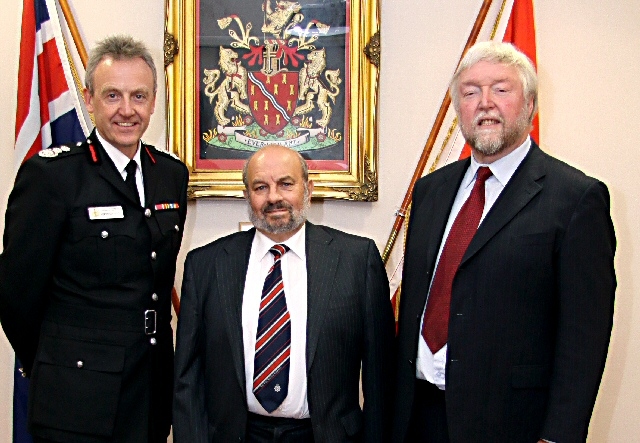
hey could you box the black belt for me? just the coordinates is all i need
[247,412,311,428]
[44,302,166,335]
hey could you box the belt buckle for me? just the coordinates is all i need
[144,310,157,335]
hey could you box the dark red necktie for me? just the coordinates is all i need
[422,166,493,353]
[253,244,291,412]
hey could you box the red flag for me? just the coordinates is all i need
[459,0,539,159]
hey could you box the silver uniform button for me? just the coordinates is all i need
[151,251,157,260]
[152,293,158,301]
[77,360,84,368]
[174,225,180,232]
[150,338,157,345]
[145,208,152,218]
[101,230,109,239]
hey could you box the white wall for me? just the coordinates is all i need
[1,1,639,441]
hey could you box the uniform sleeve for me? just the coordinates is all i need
[172,253,208,443]
[541,180,616,442]
[361,240,396,443]
[0,159,67,374]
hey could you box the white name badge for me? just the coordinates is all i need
[87,206,125,220]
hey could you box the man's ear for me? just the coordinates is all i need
[83,88,94,114]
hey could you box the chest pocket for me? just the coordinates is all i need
[154,210,182,250]
[65,214,143,284]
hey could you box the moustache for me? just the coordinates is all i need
[473,112,504,126]
[262,201,293,214]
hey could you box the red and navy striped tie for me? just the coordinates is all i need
[253,244,291,412]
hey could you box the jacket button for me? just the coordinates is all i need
[145,208,152,218]
[150,338,157,345]
[77,360,84,368]
[100,230,109,239]
[150,251,157,260]
[174,225,180,232]
[152,293,158,301]
[408,359,413,365]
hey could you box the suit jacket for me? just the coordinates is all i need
[173,222,395,443]
[0,129,188,442]
[393,143,616,443]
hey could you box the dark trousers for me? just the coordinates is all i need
[406,379,450,443]
[246,412,314,443]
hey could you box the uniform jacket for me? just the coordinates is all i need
[173,222,396,443]
[393,143,616,443]
[0,130,188,442]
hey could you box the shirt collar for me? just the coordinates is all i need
[253,224,306,262]
[465,136,531,188]
[96,130,142,175]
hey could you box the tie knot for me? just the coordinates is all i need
[269,244,290,259]
[475,166,492,184]
[125,160,137,177]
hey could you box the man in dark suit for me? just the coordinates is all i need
[393,41,616,443]
[0,35,188,442]
[173,144,395,442]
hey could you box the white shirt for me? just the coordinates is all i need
[243,226,309,418]
[96,131,145,206]
[416,137,532,389]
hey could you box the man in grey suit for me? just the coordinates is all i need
[393,42,616,442]
[173,144,395,442]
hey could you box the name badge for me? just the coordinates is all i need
[87,206,124,220]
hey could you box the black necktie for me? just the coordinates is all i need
[124,160,140,205]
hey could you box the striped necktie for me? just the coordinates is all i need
[253,244,291,412]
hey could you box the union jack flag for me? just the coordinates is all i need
[13,1,88,441]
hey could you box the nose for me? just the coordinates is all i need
[479,87,495,110]
[267,185,283,203]
[119,97,134,116]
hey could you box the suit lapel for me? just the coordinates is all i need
[462,144,546,264]
[403,161,469,315]
[305,223,340,372]
[220,230,254,393]
[140,143,159,206]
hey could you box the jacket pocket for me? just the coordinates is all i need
[30,336,125,436]
[511,364,550,389]
[340,407,363,437]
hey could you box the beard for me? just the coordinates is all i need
[249,189,310,235]
[461,106,531,157]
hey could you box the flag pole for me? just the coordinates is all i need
[381,0,494,264]
[58,0,88,68]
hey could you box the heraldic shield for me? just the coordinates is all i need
[248,71,299,135]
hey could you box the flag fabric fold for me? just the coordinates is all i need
[12,1,89,441]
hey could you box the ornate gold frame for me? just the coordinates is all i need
[165,0,380,200]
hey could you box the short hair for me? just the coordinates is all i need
[242,145,309,189]
[449,41,538,123]
[85,35,157,95]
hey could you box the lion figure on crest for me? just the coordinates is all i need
[294,48,342,128]
[203,47,251,126]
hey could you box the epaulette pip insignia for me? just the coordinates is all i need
[39,146,71,158]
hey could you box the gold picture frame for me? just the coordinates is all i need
[165,0,380,200]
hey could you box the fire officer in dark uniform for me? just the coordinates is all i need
[0,35,188,443]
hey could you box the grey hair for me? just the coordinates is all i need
[242,145,309,189]
[449,41,538,123]
[85,35,157,95]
